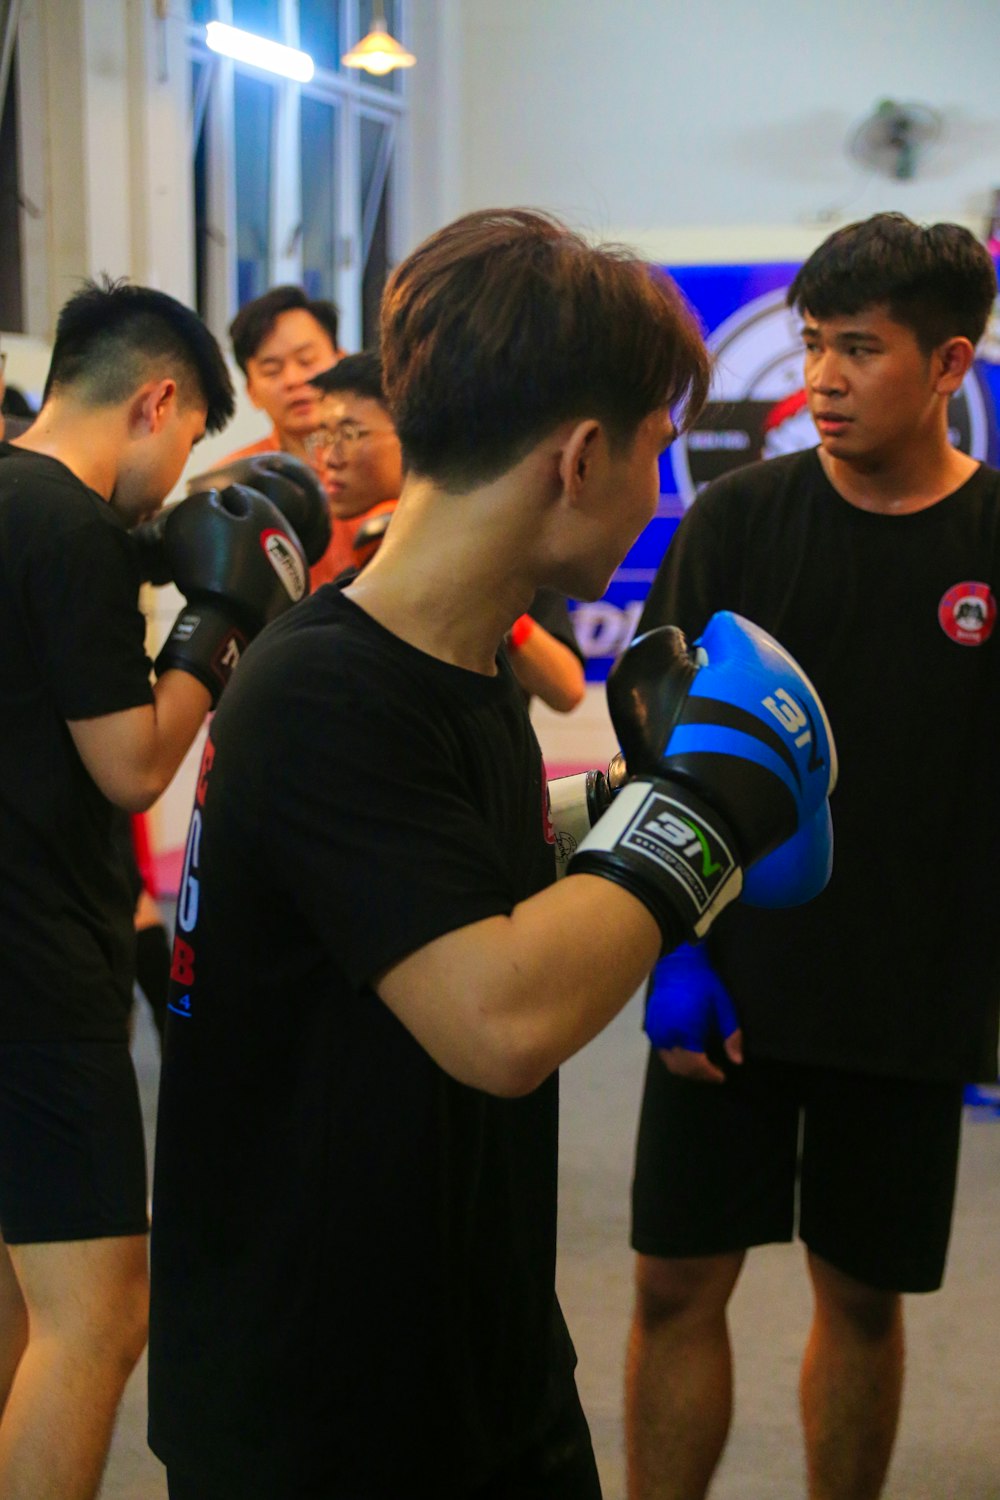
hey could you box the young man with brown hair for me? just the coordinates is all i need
[148,208,836,1500]
[626,212,1000,1500]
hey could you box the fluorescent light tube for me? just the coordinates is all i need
[205,21,315,83]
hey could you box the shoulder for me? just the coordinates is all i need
[0,447,115,531]
[968,462,1000,502]
[693,448,822,513]
[215,431,282,464]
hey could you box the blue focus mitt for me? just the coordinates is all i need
[743,799,834,908]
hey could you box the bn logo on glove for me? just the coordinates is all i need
[621,789,738,916]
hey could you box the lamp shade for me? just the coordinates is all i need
[341,19,415,75]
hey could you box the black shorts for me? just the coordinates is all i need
[631,1053,964,1293]
[166,1382,602,1500]
[0,1040,149,1244]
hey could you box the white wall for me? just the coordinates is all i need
[405,0,1000,262]
[14,0,194,341]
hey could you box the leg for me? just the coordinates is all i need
[0,1234,148,1500]
[796,1072,963,1500]
[800,1251,903,1500]
[625,1250,744,1500]
[0,1236,28,1415]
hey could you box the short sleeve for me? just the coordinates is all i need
[27,512,154,720]
[266,676,520,989]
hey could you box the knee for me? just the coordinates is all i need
[633,1252,742,1333]
[73,1251,149,1377]
[808,1254,902,1342]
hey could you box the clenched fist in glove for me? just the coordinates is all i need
[153,484,308,705]
[568,612,837,947]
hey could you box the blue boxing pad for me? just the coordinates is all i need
[570,612,838,945]
[668,611,837,843]
[743,800,834,908]
[644,943,740,1052]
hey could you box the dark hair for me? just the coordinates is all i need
[43,277,235,433]
[787,213,998,352]
[308,350,386,407]
[1,384,34,418]
[229,285,340,373]
[381,208,710,490]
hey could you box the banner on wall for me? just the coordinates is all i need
[570,260,1000,682]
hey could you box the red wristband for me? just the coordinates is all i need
[507,614,535,651]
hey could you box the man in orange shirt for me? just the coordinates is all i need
[221,285,342,465]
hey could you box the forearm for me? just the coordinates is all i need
[377,875,661,1097]
[507,618,585,711]
[147,669,214,793]
[68,669,211,812]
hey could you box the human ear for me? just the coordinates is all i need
[556,420,601,498]
[244,373,266,413]
[127,379,175,437]
[935,337,975,394]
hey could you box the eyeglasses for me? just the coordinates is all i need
[305,419,393,458]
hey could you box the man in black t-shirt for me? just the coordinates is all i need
[148,210,840,1499]
[626,216,1000,1500]
[0,277,305,1500]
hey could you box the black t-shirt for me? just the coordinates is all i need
[0,444,154,1041]
[148,587,577,1496]
[642,447,1000,1082]
[529,588,584,664]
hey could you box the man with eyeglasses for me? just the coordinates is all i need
[304,352,405,581]
[307,352,587,711]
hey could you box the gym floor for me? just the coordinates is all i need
[103,983,1000,1500]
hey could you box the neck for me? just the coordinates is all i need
[343,471,542,674]
[819,431,977,515]
[278,428,311,462]
[11,401,122,500]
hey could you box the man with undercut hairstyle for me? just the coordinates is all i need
[148,209,837,1499]
[626,214,1000,1500]
[0,276,297,1500]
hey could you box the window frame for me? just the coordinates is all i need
[187,0,409,351]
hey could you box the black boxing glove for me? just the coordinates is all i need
[155,484,308,704]
[186,453,332,566]
[133,453,331,582]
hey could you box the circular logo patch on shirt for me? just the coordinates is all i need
[938,582,996,646]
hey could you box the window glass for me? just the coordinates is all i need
[231,0,283,41]
[299,0,342,72]
[0,49,22,330]
[300,96,339,302]
[360,116,391,346]
[189,0,216,23]
[361,174,388,348]
[360,114,387,210]
[234,71,275,306]
[192,62,210,319]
